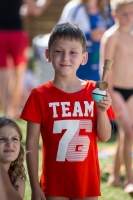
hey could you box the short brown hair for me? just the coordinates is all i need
[48,22,86,53]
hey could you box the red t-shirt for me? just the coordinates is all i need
[20,80,115,198]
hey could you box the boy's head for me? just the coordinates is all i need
[110,0,133,25]
[48,22,86,53]
[110,0,133,12]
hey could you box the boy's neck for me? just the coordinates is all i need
[116,22,132,33]
[52,76,86,93]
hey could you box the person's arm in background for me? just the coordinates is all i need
[58,0,80,24]
[20,0,51,17]
[99,29,122,116]
[99,30,117,94]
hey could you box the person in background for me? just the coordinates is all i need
[0,0,51,119]
[0,116,26,200]
[100,0,133,194]
[58,0,114,81]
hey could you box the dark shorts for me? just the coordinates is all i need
[0,31,29,68]
[113,87,133,101]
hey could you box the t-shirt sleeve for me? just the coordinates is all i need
[106,105,116,120]
[20,89,41,124]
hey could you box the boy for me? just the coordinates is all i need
[20,22,115,200]
[100,0,133,194]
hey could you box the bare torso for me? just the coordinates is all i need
[111,29,133,88]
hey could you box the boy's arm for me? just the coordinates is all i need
[26,121,46,200]
[100,31,118,94]
[96,93,112,142]
[97,110,111,142]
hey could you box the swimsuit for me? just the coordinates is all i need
[114,87,133,101]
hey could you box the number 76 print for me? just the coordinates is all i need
[53,120,92,162]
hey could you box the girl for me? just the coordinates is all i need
[0,116,26,200]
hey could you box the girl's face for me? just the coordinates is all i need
[87,0,98,5]
[0,125,20,166]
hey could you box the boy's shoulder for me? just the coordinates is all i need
[101,25,119,45]
[34,81,52,90]
[103,25,119,38]
[31,81,53,96]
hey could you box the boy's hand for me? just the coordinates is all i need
[31,187,46,200]
[97,92,112,112]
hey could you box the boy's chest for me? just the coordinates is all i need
[117,35,133,55]
[48,100,95,120]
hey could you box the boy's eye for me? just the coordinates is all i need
[122,12,133,17]
[71,52,77,54]
[0,138,4,140]
[55,50,61,52]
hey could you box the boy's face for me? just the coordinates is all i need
[116,4,133,26]
[45,38,88,77]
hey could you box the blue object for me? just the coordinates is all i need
[92,88,106,102]
[92,93,105,103]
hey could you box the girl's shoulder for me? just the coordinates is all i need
[16,177,25,199]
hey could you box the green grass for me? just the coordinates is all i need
[16,119,133,200]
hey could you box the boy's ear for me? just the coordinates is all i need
[45,49,51,62]
[110,11,116,19]
[80,52,88,65]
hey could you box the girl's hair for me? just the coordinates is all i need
[80,0,108,19]
[0,116,26,190]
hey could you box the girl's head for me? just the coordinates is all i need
[80,0,108,19]
[0,117,26,189]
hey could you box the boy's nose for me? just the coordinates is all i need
[62,53,69,61]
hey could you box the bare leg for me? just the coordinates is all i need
[7,64,27,119]
[0,164,22,200]
[121,107,133,184]
[123,123,133,193]
[107,125,124,187]
[0,68,10,114]
[117,97,133,193]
